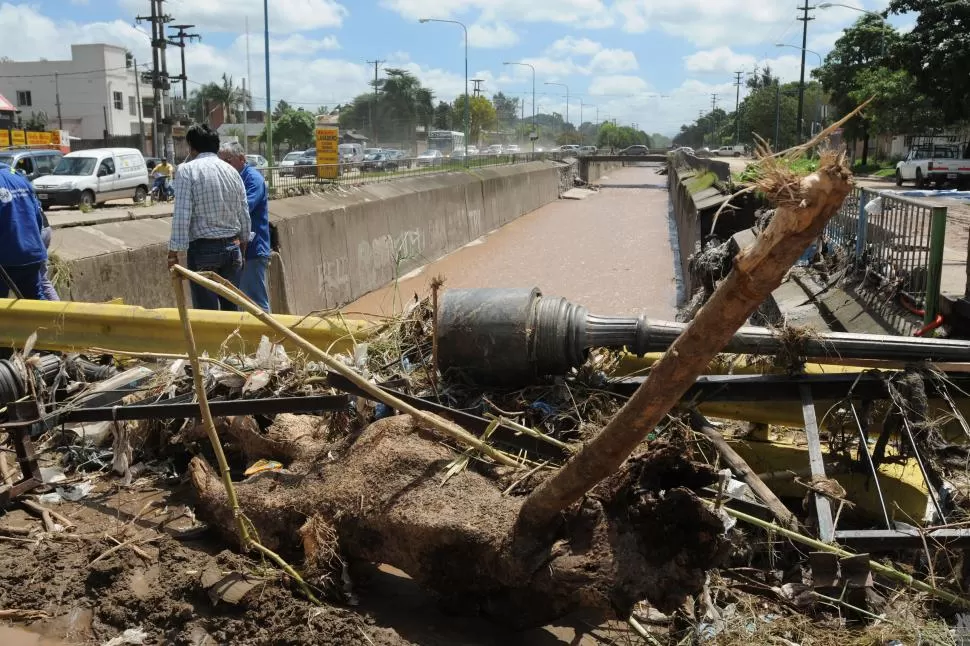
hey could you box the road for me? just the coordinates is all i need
[345,164,678,319]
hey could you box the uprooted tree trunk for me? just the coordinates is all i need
[189,415,725,628]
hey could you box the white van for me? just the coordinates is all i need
[338,143,364,163]
[33,148,149,209]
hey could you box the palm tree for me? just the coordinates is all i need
[378,69,435,148]
[208,74,248,124]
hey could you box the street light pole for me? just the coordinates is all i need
[776,43,823,138]
[420,18,468,164]
[544,81,569,140]
[503,61,536,154]
[263,0,274,190]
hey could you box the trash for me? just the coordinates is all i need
[201,564,267,605]
[102,627,149,646]
[242,369,271,395]
[39,466,66,484]
[255,336,290,372]
[244,459,283,477]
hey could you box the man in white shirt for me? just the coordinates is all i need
[167,124,250,310]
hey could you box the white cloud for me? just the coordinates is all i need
[684,47,757,74]
[233,33,341,56]
[380,0,614,28]
[118,0,348,33]
[547,37,603,57]
[587,75,650,95]
[588,49,638,74]
[468,22,519,48]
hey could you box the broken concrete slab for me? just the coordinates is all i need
[561,188,596,200]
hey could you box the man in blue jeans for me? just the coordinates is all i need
[219,142,271,312]
[167,124,250,310]
[0,161,50,300]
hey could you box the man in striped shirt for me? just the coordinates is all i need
[167,124,250,310]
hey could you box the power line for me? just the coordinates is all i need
[0,64,141,79]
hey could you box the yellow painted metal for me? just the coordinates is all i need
[728,436,928,521]
[0,298,374,357]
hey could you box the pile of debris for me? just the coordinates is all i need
[2,142,970,645]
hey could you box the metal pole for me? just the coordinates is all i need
[133,59,145,152]
[531,65,535,154]
[263,0,274,188]
[774,83,781,150]
[463,21,468,165]
[795,0,814,142]
[926,206,948,324]
[54,71,62,130]
[245,16,251,153]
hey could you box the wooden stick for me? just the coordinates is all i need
[724,505,970,610]
[170,265,520,469]
[22,499,55,532]
[172,275,251,550]
[22,500,74,530]
[519,157,853,528]
[688,412,799,531]
[0,450,15,486]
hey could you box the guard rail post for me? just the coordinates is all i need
[925,205,948,325]
[854,187,868,263]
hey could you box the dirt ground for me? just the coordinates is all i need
[0,474,644,646]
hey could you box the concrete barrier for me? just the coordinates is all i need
[52,161,563,314]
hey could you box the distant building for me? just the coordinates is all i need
[0,44,154,140]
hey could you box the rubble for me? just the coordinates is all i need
[3,139,970,644]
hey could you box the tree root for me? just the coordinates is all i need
[188,414,728,628]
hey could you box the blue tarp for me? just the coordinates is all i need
[888,189,970,201]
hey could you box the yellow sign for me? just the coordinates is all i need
[26,131,49,146]
[315,126,339,179]
[0,130,8,147]
[10,130,25,146]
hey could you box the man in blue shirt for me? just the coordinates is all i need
[0,162,49,300]
[219,141,271,312]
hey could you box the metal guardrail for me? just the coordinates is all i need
[262,151,573,194]
[825,186,947,329]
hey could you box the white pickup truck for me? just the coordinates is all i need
[895,144,970,188]
[715,144,746,157]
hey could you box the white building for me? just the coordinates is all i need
[0,44,155,141]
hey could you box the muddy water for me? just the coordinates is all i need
[344,164,677,318]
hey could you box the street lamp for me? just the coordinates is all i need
[776,43,824,138]
[817,3,887,55]
[544,81,569,131]
[420,18,468,163]
[503,61,536,154]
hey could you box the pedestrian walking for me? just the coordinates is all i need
[218,141,271,312]
[0,161,51,300]
[167,124,250,310]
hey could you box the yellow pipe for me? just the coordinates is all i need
[0,298,373,357]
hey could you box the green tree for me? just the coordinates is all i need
[275,108,316,149]
[23,111,48,131]
[315,105,330,115]
[453,95,497,144]
[337,94,374,134]
[377,68,434,146]
[209,73,248,124]
[433,101,454,130]
[813,14,899,163]
[273,100,292,120]
[187,81,220,122]
[651,133,672,148]
[888,0,970,124]
[492,92,520,127]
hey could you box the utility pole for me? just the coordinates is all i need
[796,0,815,142]
[471,78,484,98]
[263,0,274,183]
[710,93,718,146]
[366,59,384,145]
[54,71,62,130]
[733,70,743,145]
[133,58,146,152]
[698,109,705,148]
[167,23,200,116]
[245,17,251,153]
[136,0,173,159]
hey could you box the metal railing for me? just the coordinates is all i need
[262,151,574,195]
[824,186,947,332]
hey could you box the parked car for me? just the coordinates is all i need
[506,144,522,154]
[466,145,480,156]
[486,144,504,156]
[384,149,411,169]
[292,149,319,178]
[416,149,444,167]
[0,148,63,182]
[246,154,269,178]
[715,145,746,157]
[578,145,597,156]
[895,144,970,188]
[618,145,650,156]
[361,153,399,172]
[338,143,364,163]
[671,146,695,156]
[279,151,304,176]
[559,144,580,155]
[33,148,149,209]
[364,148,384,156]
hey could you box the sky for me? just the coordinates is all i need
[0,0,909,136]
